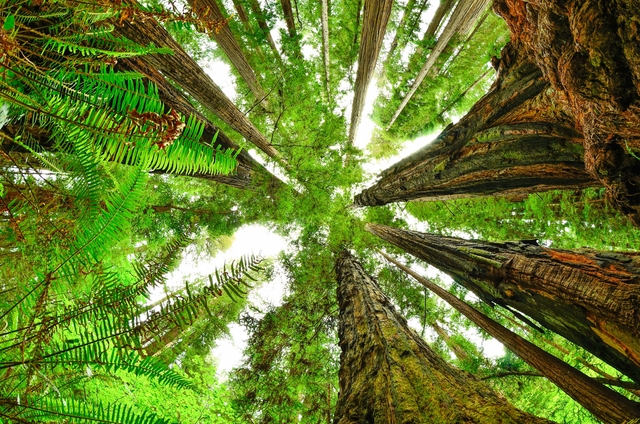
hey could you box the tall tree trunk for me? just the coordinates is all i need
[407,0,456,72]
[187,0,269,109]
[120,56,285,190]
[380,0,417,72]
[231,0,253,32]
[346,0,363,84]
[387,0,492,129]
[363,0,640,225]
[334,250,552,423]
[246,0,283,62]
[354,43,599,206]
[112,6,287,165]
[380,250,640,424]
[321,0,331,96]
[367,223,640,384]
[348,0,395,144]
[280,0,298,37]
[493,0,640,226]
[429,319,469,361]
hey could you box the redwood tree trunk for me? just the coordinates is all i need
[362,0,640,225]
[321,0,331,96]
[367,223,640,384]
[334,250,553,423]
[381,250,640,424]
[348,0,394,144]
[188,0,269,109]
[355,43,599,206]
[120,56,277,189]
[112,6,286,164]
[387,0,493,129]
[247,0,283,61]
[280,0,297,37]
[491,0,640,226]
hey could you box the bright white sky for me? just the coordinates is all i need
[173,0,505,380]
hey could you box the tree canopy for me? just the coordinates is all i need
[1,0,639,423]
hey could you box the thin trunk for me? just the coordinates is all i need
[348,0,395,144]
[481,372,640,395]
[247,0,283,61]
[380,250,640,423]
[381,0,417,71]
[430,319,469,361]
[231,0,252,32]
[120,56,284,189]
[112,5,287,165]
[388,0,491,129]
[354,43,598,206]
[407,0,456,71]
[280,0,297,37]
[334,250,552,423]
[321,0,331,96]
[346,0,363,84]
[368,223,640,384]
[188,0,269,109]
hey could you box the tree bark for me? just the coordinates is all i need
[246,0,283,61]
[334,250,552,423]
[187,0,270,109]
[406,0,456,74]
[387,0,492,129]
[380,250,640,424]
[279,0,297,37]
[321,0,331,96]
[381,0,417,72]
[348,0,395,144]
[364,0,640,225]
[354,43,599,206]
[367,223,640,384]
[112,6,287,165]
[492,0,640,226]
[119,56,281,189]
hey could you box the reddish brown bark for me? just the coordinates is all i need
[367,223,640,384]
[349,0,395,144]
[492,0,640,226]
[112,5,286,164]
[361,0,640,225]
[381,250,640,424]
[187,0,270,109]
[279,0,297,37]
[334,250,552,423]
[355,42,600,206]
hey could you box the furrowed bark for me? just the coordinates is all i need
[112,6,286,165]
[187,0,270,110]
[380,250,640,424]
[492,0,640,226]
[367,223,640,384]
[348,0,395,144]
[120,56,287,189]
[321,0,331,96]
[334,250,552,423]
[387,0,492,129]
[354,43,600,206]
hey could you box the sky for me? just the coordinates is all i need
[168,0,505,380]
